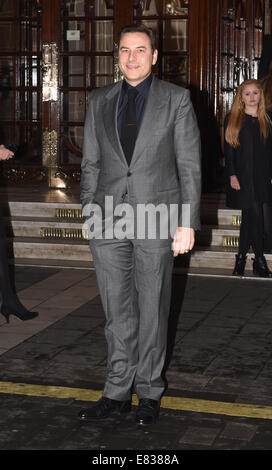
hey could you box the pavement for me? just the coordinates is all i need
[1,264,272,460]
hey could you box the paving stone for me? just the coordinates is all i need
[69,302,104,318]
[52,349,106,366]
[42,362,106,385]
[25,328,86,346]
[213,438,249,450]
[50,315,104,332]
[220,422,257,441]
[178,425,221,446]
[3,338,65,358]
[247,426,272,450]
[11,267,59,288]
[165,371,211,391]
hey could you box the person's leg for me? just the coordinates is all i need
[263,203,272,252]
[233,203,266,276]
[250,202,272,277]
[90,237,139,402]
[133,239,173,401]
[232,208,250,276]
[0,217,38,322]
[249,201,264,258]
[79,237,140,421]
[0,217,14,303]
[130,239,173,425]
[238,208,251,256]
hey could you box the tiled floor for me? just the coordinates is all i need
[0,267,99,353]
[1,266,272,454]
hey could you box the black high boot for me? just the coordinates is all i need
[232,254,247,276]
[253,256,272,278]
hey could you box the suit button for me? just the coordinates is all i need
[127,171,131,176]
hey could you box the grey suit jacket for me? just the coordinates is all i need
[80,76,201,231]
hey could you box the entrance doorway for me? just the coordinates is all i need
[0,0,269,189]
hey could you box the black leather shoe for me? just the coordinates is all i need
[79,397,131,421]
[136,398,159,426]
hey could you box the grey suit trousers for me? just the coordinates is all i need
[90,236,173,402]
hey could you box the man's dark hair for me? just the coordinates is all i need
[118,24,157,53]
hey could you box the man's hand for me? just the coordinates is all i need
[0,145,14,161]
[172,227,195,257]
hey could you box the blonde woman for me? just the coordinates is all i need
[225,79,272,277]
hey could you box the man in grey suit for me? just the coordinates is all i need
[79,24,201,426]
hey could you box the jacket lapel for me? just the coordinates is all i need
[102,81,128,167]
[130,77,170,166]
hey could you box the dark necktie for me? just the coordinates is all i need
[120,87,138,166]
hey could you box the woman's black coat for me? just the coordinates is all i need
[224,113,272,209]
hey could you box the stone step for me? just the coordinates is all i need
[4,191,269,276]
[4,218,84,238]
[3,218,241,246]
[1,201,241,227]
[196,225,240,247]
[173,266,272,280]
[11,257,94,270]
[12,257,272,280]
[176,246,272,270]
[8,236,91,262]
[0,195,252,273]
[0,202,82,219]
[8,236,272,271]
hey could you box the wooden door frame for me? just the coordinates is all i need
[114,0,133,41]
[41,0,61,188]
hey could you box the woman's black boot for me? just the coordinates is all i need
[253,256,272,278]
[232,254,247,276]
[0,304,38,324]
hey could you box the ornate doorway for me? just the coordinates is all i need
[0,0,270,189]
[0,0,116,188]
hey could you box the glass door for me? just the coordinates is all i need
[0,0,44,185]
[42,0,115,189]
[133,0,189,87]
[57,0,114,187]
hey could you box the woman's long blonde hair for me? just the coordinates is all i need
[225,79,271,148]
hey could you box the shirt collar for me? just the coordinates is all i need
[122,73,153,98]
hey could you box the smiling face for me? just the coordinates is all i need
[118,32,158,87]
[241,84,261,110]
